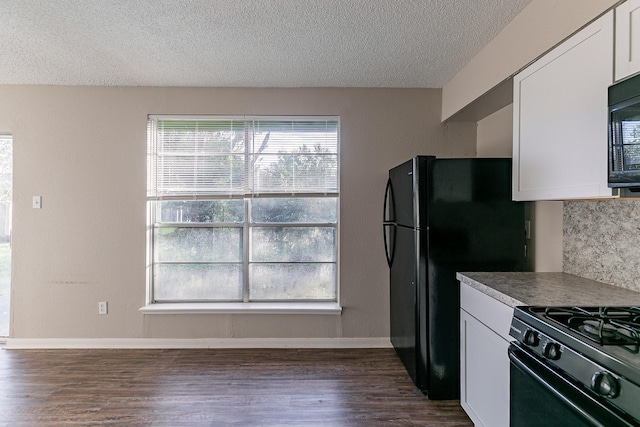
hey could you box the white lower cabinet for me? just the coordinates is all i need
[460,283,513,427]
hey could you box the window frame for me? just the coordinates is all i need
[145,115,340,311]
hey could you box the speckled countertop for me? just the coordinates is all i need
[456,272,640,308]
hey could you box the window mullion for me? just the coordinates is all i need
[147,200,156,303]
[243,119,252,303]
[243,198,250,303]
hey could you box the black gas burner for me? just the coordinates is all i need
[542,306,640,350]
[581,319,618,338]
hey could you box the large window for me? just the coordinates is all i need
[146,116,339,304]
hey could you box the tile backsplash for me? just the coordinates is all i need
[564,200,640,292]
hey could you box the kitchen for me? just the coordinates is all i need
[446,0,640,425]
[0,0,639,425]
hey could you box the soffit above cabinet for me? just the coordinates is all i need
[442,0,619,122]
[443,79,513,123]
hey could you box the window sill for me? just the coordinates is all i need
[139,302,342,315]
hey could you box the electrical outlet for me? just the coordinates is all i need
[98,301,108,315]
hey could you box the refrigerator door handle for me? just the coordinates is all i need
[383,177,395,223]
[383,177,396,267]
[383,223,396,267]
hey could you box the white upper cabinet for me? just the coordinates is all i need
[616,0,640,81]
[512,11,615,201]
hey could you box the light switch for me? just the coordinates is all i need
[32,196,42,209]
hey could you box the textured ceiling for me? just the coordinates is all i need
[0,0,531,88]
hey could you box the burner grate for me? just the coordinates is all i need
[542,307,640,352]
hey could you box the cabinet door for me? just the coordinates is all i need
[513,11,615,201]
[615,0,640,81]
[460,309,510,427]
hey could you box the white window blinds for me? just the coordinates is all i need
[147,119,246,199]
[249,118,338,195]
[148,117,339,199]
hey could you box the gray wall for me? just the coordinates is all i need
[0,86,476,341]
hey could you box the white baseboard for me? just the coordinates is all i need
[4,337,392,350]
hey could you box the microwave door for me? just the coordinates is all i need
[609,105,640,187]
[619,113,640,171]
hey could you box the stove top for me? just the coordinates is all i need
[542,306,640,350]
[513,306,640,385]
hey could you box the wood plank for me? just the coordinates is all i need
[0,347,472,426]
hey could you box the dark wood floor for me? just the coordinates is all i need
[0,347,472,426]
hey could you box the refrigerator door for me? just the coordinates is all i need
[389,225,425,389]
[388,158,417,228]
[387,156,433,393]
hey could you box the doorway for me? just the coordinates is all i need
[0,135,12,337]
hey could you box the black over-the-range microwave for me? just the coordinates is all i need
[609,73,640,189]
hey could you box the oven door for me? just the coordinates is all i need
[508,343,636,427]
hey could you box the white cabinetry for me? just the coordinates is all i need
[616,0,640,81]
[460,283,513,427]
[512,11,615,201]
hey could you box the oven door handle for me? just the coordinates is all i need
[508,344,630,427]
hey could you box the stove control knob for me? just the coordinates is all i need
[523,329,539,346]
[542,341,561,360]
[591,371,620,398]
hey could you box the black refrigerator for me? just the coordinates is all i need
[383,156,525,400]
